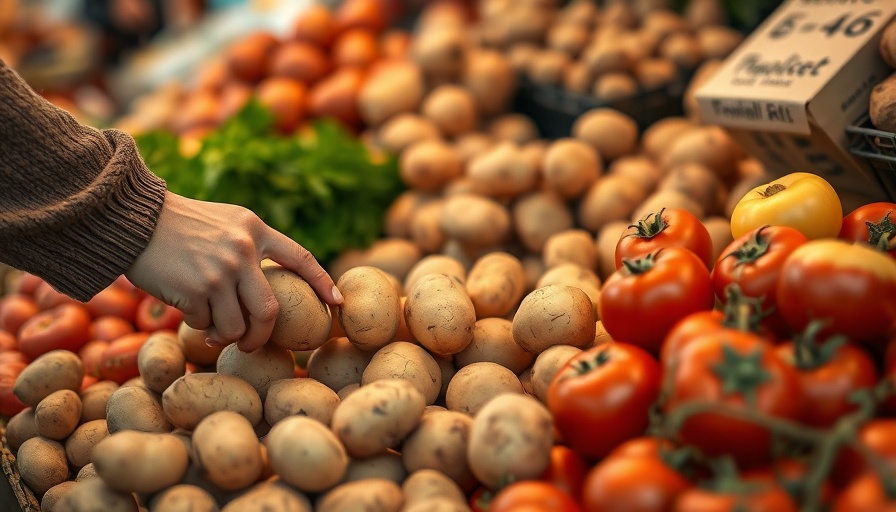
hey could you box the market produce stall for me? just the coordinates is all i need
[2,0,896,511]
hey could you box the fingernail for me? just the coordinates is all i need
[331,286,343,303]
[205,338,224,347]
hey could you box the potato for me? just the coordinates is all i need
[55,478,138,512]
[192,411,263,491]
[463,49,516,116]
[14,349,83,406]
[422,85,478,137]
[445,362,524,416]
[659,125,740,181]
[177,322,224,367]
[17,437,69,497]
[608,155,663,194]
[593,72,638,102]
[521,139,549,174]
[881,19,896,68]
[344,450,407,484]
[632,189,705,222]
[137,331,186,394]
[454,133,496,165]
[6,407,38,452]
[402,499,472,512]
[455,318,533,375]
[264,415,347,492]
[542,138,602,200]
[467,393,553,489]
[337,383,360,400]
[221,481,312,512]
[216,342,294,401]
[402,410,475,487]
[149,484,218,512]
[378,113,442,155]
[468,142,540,199]
[547,22,590,57]
[364,238,424,281]
[405,274,476,356]
[41,480,78,512]
[597,221,630,280]
[264,265,332,351]
[513,192,575,253]
[684,59,722,122]
[528,49,571,86]
[307,337,375,392]
[543,230,597,270]
[162,373,263,430]
[488,114,539,145]
[106,385,171,434]
[316,479,403,512]
[404,255,466,297]
[400,140,464,192]
[871,73,896,131]
[512,285,596,353]
[264,377,340,426]
[659,163,723,214]
[439,194,511,249]
[75,463,97,482]
[331,378,426,457]
[697,25,743,60]
[64,419,108,469]
[635,57,678,91]
[359,61,424,126]
[362,342,441,405]
[530,345,583,403]
[409,200,447,254]
[93,431,188,493]
[572,108,638,162]
[642,10,688,39]
[411,25,467,82]
[336,266,402,351]
[641,117,697,161]
[581,40,632,77]
[508,43,541,73]
[703,215,735,264]
[563,61,592,94]
[402,469,467,505]
[78,380,118,423]
[536,263,602,316]
[464,252,526,319]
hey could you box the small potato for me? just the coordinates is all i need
[337,266,402,351]
[635,57,678,90]
[384,191,436,239]
[364,238,424,282]
[337,383,360,400]
[362,342,441,405]
[307,337,375,392]
[454,133,497,165]
[359,61,424,126]
[316,479,403,512]
[660,125,740,181]
[542,138,602,200]
[331,378,426,457]
[403,499,472,512]
[55,478,138,512]
[17,437,69,497]
[488,114,540,145]
[632,189,705,222]
[513,192,575,253]
[405,273,476,356]
[465,252,526,319]
[641,117,697,161]
[402,410,475,488]
[543,230,597,270]
[137,331,186,394]
[463,49,517,117]
[563,61,593,94]
[597,221,630,280]
[79,380,118,423]
[527,49,571,86]
[162,373,263,430]
[592,72,638,102]
[467,393,554,489]
[659,32,703,69]
[468,142,540,199]
[192,411,263,491]
[221,481,312,512]
[581,40,632,77]
[871,73,896,132]
[573,108,638,162]
[608,155,663,193]
[93,431,189,493]
[536,263,602,316]
[149,484,219,512]
[265,415,348,492]
[530,345,583,403]
[402,469,467,505]
[439,194,511,249]
[547,22,590,57]
[411,25,467,82]
[404,255,467,296]
[216,342,294,401]
[14,349,83,406]
[512,285,596,353]
[41,480,78,512]
[344,450,407,483]
[401,140,464,192]
[6,407,38,452]
[422,84,478,136]
[455,318,533,375]
[445,362,524,416]
[697,25,743,60]
[177,321,224,367]
[409,200,447,254]
[106,385,171,434]
[703,216,735,265]
[378,113,442,155]
[659,163,723,214]
[65,419,108,469]
[264,377,340,426]
[264,264,332,351]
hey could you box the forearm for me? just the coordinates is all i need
[0,60,167,300]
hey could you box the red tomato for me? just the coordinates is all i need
[541,446,589,498]
[616,208,714,269]
[833,419,896,487]
[85,285,141,323]
[80,374,99,392]
[0,330,16,353]
[469,486,490,512]
[548,343,661,460]
[776,240,896,344]
[79,339,110,378]
[663,331,802,468]
[33,280,78,310]
[672,485,798,512]
[776,340,877,427]
[599,247,715,355]
[489,481,582,512]
[136,296,184,333]
[89,315,136,342]
[743,458,835,507]
[881,336,896,416]
[582,453,691,512]
[99,332,150,383]
[0,294,39,335]
[0,360,28,416]
[0,351,27,366]
[831,472,896,512]
[839,202,896,258]
[10,272,43,296]
[17,303,92,361]
[606,436,677,460]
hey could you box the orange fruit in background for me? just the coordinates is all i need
[290,4,338,48]
[226,31,280,83]
[217,81,253,124]
[308,67,365,130]
[335,0,387,34]
[380,29,410,60]
[332,28,380,69]
[256,77,307,134]
[269,41,331,84]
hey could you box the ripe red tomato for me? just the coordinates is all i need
[833,419,896,487]
[831,472,896,512]
[17,303,92,361]
[776,340,877,427]
[663,331,802,468]
[743,458,835,507]
[33,280,78,310]
[672,485,798,512]
[599,247,715,355]
[79,339,110,378]
[582,453,691,512]
[89,315,136,342]
[541,446,589,498]
[136,296,184,333]
[0,359,28,416]
[10,272,43,296]
[80,374,99,392]
[85,285,141,323]
[881,336,896,416]
[548,343,661,460]
[615,208,714,269]
[489,481,582,512]
[776,240,896,344]
[606,436,677,460]
[0,330,16,353]
[0,351,27,366]
[99,332,150,383]
[839,202,896,258]
[0,294,39,335]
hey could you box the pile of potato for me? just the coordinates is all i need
[868,17,896,132]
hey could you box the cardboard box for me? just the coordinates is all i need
[695,0,896,201]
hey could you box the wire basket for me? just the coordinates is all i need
[846,116,896,200]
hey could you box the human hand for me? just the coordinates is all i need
[125,191,343,352]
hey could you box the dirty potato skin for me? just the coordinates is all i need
[871,72,896,132]
[35,389,82,440]
[17,437,69,497]
[306,337,375,392]
[264,377,340,426]
[445,362,524,416]
[221,481,312,512]
[316,479,403,512]
[512,285,596,354]
[402,410,475,488]
[92,431,189,493]
[149,484,218,512]
[191,411,263,492]
[162,373,262,430]
[54,477,138,512]
[263,265,332,351]
[465,252,526,319]
[405,274,476,356]
[14,350,83,406]
[265,415,348,492]
[337,266,402,351]
[362,341,442,405]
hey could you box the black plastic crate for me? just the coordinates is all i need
[846,116,896,201]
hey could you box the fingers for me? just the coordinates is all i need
[234,268,281,353]
[206,292,247,346]
[262,229,343,305]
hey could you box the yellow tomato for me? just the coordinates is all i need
[730,172,842,240]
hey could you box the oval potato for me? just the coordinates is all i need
[216,342,295,401]
[405,274,476,356]
[162,373,262,430]
[264,377,340,426]
[306,337,375,393]
[191,411,263,491]
[93,431,189,493]
[14,350,83,406]
[337,266,402,351]
[316,479,403,512]
[264,265,332,351]
[512,285,596,353]
[265,415,348,492]
[362,341,441,405]
[465,252,526,319]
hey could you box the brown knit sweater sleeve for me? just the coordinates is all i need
[0,60,167,301]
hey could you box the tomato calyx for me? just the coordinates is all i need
[719,284,771,334]
[789,320,847,371]
[760,183,786,197]
[571,349,611,375]
[866,211,896,252]
[710,343,770,407]
[725,225,772,267]
[626,208,668,239]
[620,252,657,275]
